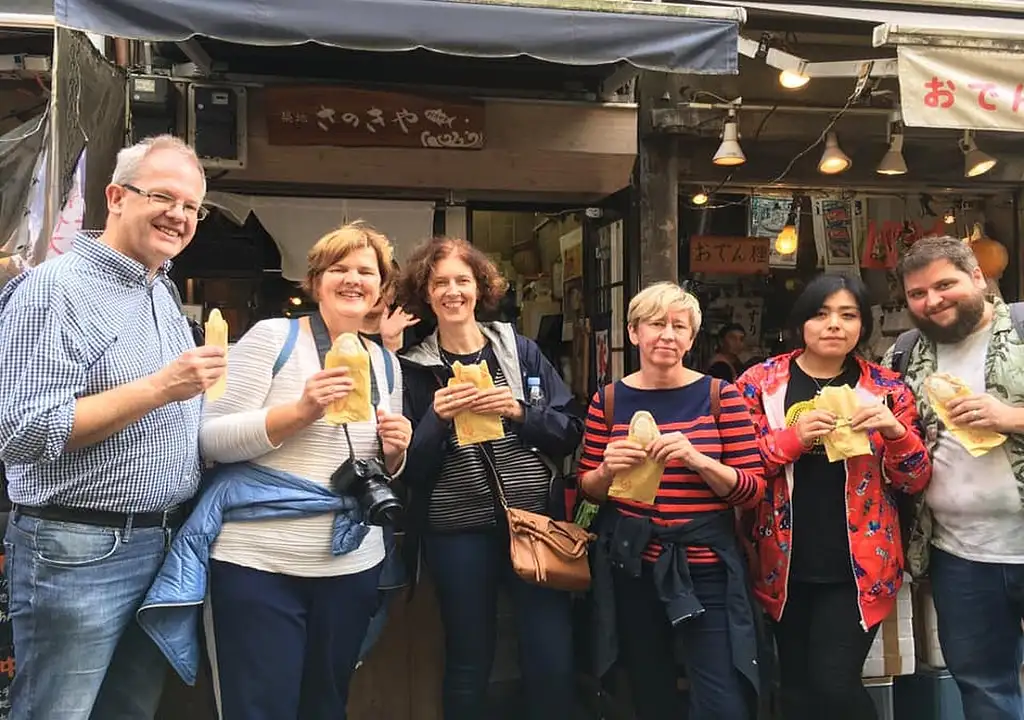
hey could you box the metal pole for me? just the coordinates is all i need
[37,26,62,266]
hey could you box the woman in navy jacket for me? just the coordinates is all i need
[399,236,583,720]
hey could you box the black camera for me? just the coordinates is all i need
[329,458,403,527]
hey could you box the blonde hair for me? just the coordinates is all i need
[627,281,703,334]
[302,221,395,299]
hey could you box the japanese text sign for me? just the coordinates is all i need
[898,46,1024,131]
[264,87,486,149]
[689,236,770,275]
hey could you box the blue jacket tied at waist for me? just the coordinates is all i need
[137,462,370,685]
[589,509,761,695]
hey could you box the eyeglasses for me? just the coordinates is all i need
[122,184,209,221]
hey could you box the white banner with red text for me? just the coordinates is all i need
[898,46,1024,131]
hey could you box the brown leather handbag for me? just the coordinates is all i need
[482,448,595,592]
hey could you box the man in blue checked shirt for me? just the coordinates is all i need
[0,135,226,720]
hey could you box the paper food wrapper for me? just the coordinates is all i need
[324,333,373,424]
[608,411,665,506]
[924,373,1006,457]
[814,385,872,463]
[204,309,228,402]
[450,360,505,446]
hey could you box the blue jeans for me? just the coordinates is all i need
[424,530,574,720]
[930,547,1024,720]
[612,562,753,720]
[4,512,172,720]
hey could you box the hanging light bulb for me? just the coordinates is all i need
[713,110,746,167]
[775,198,800,255]
[692,190,709,206]
[818,132,851,175]
[775,225,798,255]
[943,208,956,225]
[779,69,810,90]
[960,131,997,178]
[877,133,907,176]
[289,296,303,306]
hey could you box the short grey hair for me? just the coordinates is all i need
[110,135,206,194]
[897,235,979,279]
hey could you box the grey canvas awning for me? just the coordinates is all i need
[54,0,743,75]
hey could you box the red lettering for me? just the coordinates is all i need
[968,82,999,111]
[1014,83,1024,113]
[923,77,956,109]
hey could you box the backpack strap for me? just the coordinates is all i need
[603,382,616,433]
[380,346,395,396]
[889,328,922,376]
[272,318,300,378]
[1009,302,1024,341]
[709,378,722,421]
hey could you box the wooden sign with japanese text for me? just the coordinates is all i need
[264,87,486,149]
[689,236,770,275]
[897,46,1024,131]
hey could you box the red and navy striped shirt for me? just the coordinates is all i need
[579,376,765,564]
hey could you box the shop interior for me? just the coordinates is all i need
[171,197,632,404]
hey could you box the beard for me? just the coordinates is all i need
[910,292,987,345]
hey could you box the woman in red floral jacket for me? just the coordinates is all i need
[735,274,931,720]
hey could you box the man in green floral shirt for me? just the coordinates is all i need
[885,235,1024,720]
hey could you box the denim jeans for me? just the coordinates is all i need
[423,530,574,720]
[613,562,753,720]
[930,547,1024,720]
[4,512,172,720]
[209,559,382,720]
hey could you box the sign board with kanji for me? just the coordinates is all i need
[689,236,770,275]
[264,87,486,149]
[898,46,1024,131]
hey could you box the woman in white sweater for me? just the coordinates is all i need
[199,222,412,720]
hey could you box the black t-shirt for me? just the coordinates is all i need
[784,358,862,583]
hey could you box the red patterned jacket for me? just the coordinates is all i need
[734,351,931,629]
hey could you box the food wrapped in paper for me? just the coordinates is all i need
[924,372,1006,457]
[814,385,872,463]
[608,411,665,505]
[324,333,373,424]
[450,360,505,446]
[204,309,228,402]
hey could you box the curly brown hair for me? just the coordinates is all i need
[397,236,509,320]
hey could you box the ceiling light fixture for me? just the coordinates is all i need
[818,131,852,175]
[779,69,810,90]
[960,130,997,178]
[713,109,746,167]
[877,112,907,176]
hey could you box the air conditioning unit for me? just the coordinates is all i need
[187,83,247,170]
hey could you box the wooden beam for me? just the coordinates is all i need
[638,135,679,285]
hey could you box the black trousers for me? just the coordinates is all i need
[772,581,879,720]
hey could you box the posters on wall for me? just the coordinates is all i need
[749,195,797,268]
[811,196,864,279]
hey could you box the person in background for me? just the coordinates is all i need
[197,222,411,719]
[0,135,224,719]
[885,236,1024,720]
[707,322,746,382]
[362,259,421,353]
[579,282,765,720]
[736,274,931,720]
[399,236,582,720]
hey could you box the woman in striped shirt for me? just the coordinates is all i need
[399,236,583,720]
[579,282,765,720]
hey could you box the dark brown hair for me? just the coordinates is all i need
[897,234,979,279]
[397,236,509,320]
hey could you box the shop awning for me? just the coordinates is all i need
[54,0,744,75]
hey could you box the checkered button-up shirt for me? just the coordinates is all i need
[0,232,202,512]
